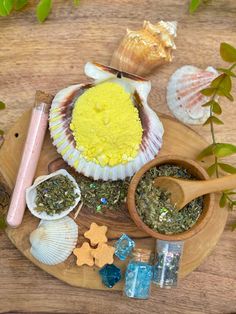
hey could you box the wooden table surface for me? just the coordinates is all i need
[1,0,236,313]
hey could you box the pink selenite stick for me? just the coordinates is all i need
[7,91,53,228]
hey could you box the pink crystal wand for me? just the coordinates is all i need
[7,91,53,228]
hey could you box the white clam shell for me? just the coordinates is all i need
[26,169,81,220]
[49,62,164,181]
[30,216,78,265]
[167,65,218,125]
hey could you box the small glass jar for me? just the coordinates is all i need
[124,248,153,299]
[153,240,183,289]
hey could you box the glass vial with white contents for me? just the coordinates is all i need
[153,240,184,288]
[124,248,153,299]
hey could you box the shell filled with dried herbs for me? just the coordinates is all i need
[26,169,81,220]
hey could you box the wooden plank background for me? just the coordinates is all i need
[0,0,236,313]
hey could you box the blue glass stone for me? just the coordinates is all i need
[114,234,135,261]
[100,197,108,205]
[124,261,153,299]
[99,264,122,288]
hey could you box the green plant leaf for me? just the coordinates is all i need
[189,0,202,13]
[211,74,232,93]
[202,100,217,108]
[203,116,224,126]
[215,87,234,101]
[15,0,28,10]
[213,143,236,157]
[220,42,236,63]
[212,101,222,115]
[36,0,52,23]
[217,67,236,77]
[201,87,216,96]
[219,193,227,208]
[0,0,13,16]
[0,0,8,16]
[0,101,6,110]
[197,144,214,160]
[218,163,236,174]
[207,163,217,176]
[74,0,80,5]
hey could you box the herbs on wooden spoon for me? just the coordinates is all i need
[197,42,236,228]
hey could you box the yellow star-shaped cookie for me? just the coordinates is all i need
[91,243,115,268]
[84,222,108,246]
[73,242,94,266]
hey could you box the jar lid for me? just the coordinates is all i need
[132,248,152,263]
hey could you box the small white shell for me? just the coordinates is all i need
[30,216,78,265]
[167,65,218,125]
[49,62,164,181]
[26,169,81,220]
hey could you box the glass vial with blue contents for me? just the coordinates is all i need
[153,240,183,289]
[124,248,152,299]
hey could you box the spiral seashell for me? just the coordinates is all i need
[26,169,81,220]
[30,216,78,265]
[110,20,177,76]
[49,62,164,181]
[166,65,218,125]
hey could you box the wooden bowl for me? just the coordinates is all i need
[127,155,215,241]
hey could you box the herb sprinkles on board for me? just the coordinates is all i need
[135,164,203,234]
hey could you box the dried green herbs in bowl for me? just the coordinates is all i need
[127,156,215,241]
[26,169,81,220]
[136,164,203,235]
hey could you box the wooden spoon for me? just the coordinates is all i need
[154,174,236,210]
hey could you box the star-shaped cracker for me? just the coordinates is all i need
[91,243,115,268]
[84,222,108,246]
[73,242,94,266]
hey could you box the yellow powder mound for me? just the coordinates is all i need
[70,82,143,167]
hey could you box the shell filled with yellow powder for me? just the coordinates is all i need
[49,62,164,181]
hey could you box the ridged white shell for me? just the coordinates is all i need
[167,65,218,125]
[26,169,81,220]
[49,62,164,181]
[30,216,78,265]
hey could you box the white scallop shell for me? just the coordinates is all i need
[30,216,78,265]
[26,169,81,220]
[167,65,218,125]
[49,62,164,181]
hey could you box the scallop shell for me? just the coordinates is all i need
[49,62,164,181]
[30,216,78,265]
[26,169,81,220]
[110,20,177,76]
[167,65,218,125]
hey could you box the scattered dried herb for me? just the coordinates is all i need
[75,174,129,212]
[135,165,203,234]
[0,184,10,230]
[35,174,78,215]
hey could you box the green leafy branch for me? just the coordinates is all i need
[189,0,211,14]
[197,43,236,229]
[0,0,80,23]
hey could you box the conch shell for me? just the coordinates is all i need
[110,20,177,76]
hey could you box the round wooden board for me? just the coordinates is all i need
[0,110,228,290]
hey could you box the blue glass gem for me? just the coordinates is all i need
[99,264,122,288]
[114,234,135,261]
[100,197,108,205]
[124,261,153,299]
